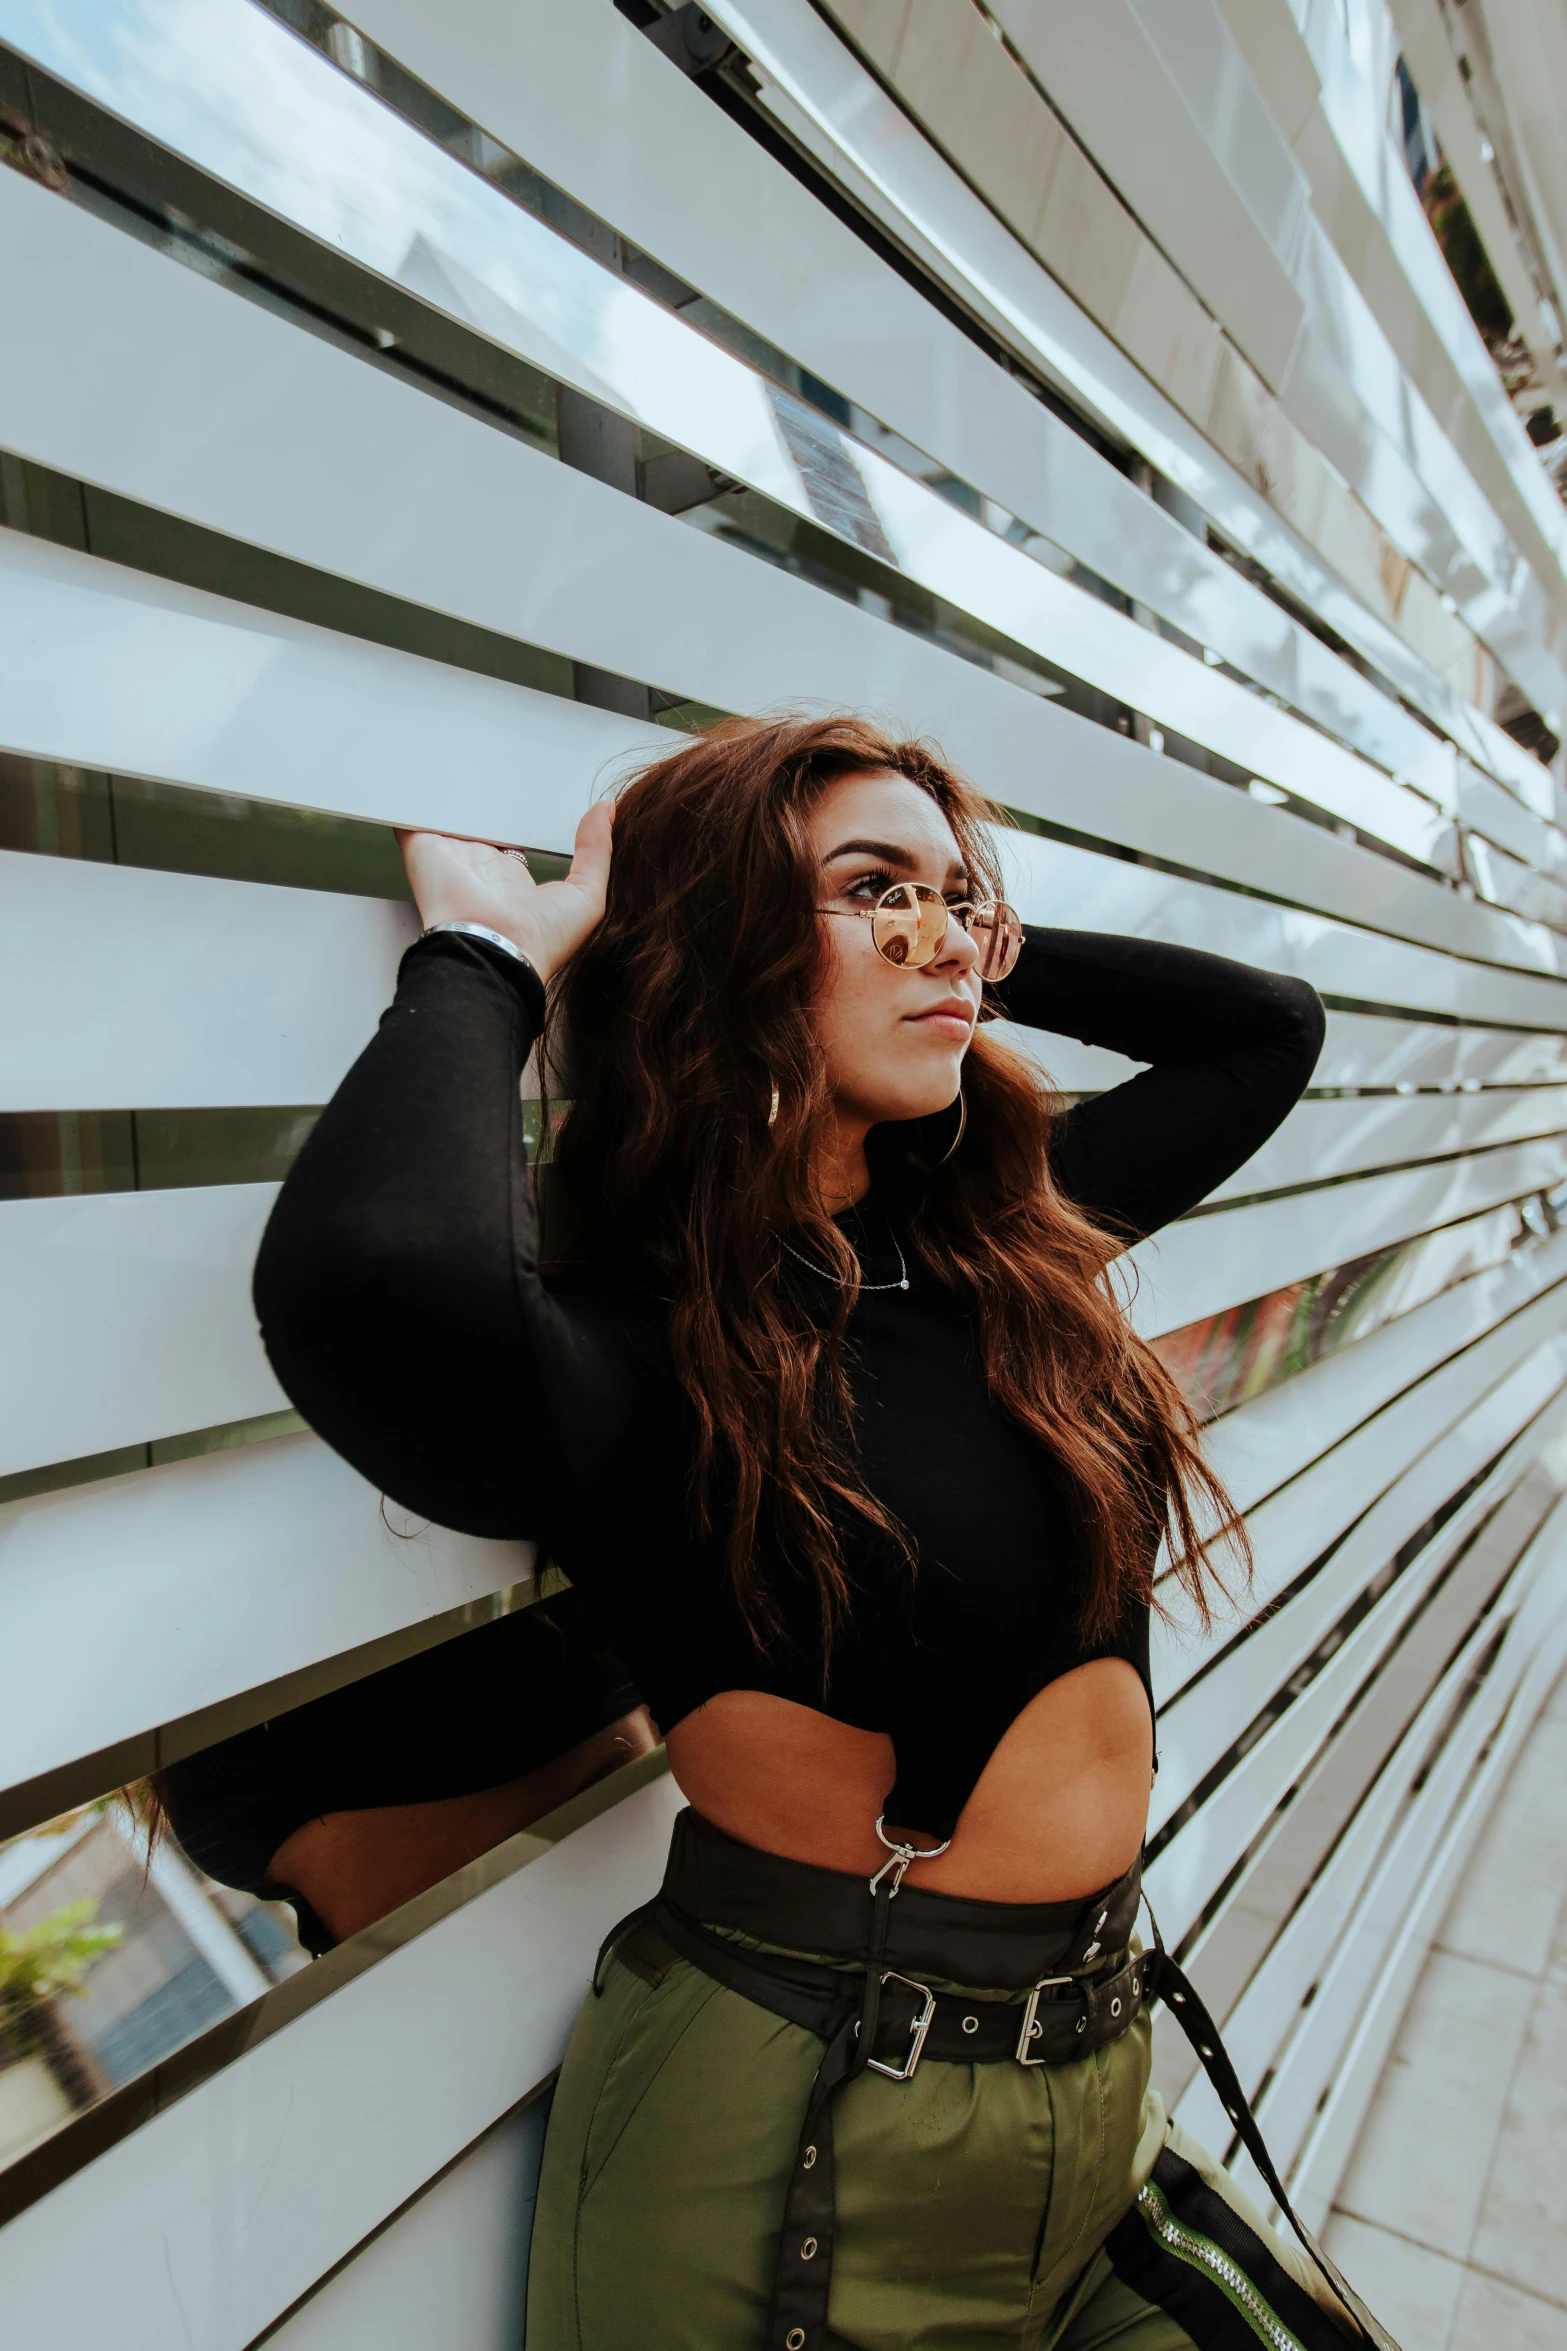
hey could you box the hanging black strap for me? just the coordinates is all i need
[590,1881,1402,2351]
[761,1862,898,2351]
[1142,1904,1403,2351]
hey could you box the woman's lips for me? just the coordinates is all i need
[909,1002,975,1037]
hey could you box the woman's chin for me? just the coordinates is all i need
[870,1085,964,1130]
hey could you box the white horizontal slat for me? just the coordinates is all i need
[9,528,1567,1043]
[1208,1225,1567,1516]
[1205,1086,1567,1203]
[0,0,1464,876]
[0,851,415,1110]
[1148,1412,1567,1950]
[0,1434,528,1799]
[1305,1012,1567,1091]
[0,1767,686,2351]
[1002,829,1567,1034]
[1028,1009,1567,1095]
[1174,1524,1567,2201]
[7,1130,1560,1489]
[346,0,1520,798]
[1153,1291,1567,1715]
[1169,1456,1563,2143]
[728,0,1567,745]
[0,1183,281,1477]
[1272,1541,1567,2221]
[1457,755,1567,878]
[1128,1131,1567,1337]
[6,825,1567,1113]
[0,527,662,846]
[1155,1338,1567,1825]
[1,174,1559,983]
[265,2104,544,2351]
[1469,828,1567,930]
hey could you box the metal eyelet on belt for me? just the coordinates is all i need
[801,2236,818,2260]
[962,2014,978,2033]
[787,2332,806,2350]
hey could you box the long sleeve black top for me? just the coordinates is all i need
[253,926,1322,1839]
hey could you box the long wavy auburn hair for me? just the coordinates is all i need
[544,714,1246,1664]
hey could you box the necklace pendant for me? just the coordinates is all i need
[899,1275,910,1291]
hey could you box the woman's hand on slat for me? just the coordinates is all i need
[398,799,614,983]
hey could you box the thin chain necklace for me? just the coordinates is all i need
[777,1217,910,1293]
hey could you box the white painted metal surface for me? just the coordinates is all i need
[0,528,663,849]
[341,0,1528,795]
[3,0,1567,2329]
[2,173,1562,980]
[0,1434,530,1799]
[0,1184,283,1475]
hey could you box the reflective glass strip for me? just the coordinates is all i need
[1155,1193,1552,1420]
[0,1408,305,1510]
[0,1751,674,2247]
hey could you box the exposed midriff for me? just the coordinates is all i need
[666,1657,1153,1902]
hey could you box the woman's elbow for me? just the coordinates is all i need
[1277,976,1327,1078]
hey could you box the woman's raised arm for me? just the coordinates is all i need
[991,926,1325,1243]
[252,808,613,1539]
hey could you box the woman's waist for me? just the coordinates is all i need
[662,1804,1141,1993]
[662,1667,1154,1903]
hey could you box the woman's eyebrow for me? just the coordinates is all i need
[825,838,969,885]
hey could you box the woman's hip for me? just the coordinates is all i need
[526,1934,1159,2351]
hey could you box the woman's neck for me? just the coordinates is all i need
[816,1113,872,1214]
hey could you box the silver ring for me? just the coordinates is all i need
[498,847,527,863]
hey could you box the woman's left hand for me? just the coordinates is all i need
[397,799,614,983]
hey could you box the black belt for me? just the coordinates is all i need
[595,1811,1400,2351]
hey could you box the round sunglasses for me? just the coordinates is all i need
[820,880,1023,981]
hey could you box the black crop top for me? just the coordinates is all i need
[253,925,1322,1840]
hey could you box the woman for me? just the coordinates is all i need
[254,716,1386,2349]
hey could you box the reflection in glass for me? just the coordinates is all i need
[0,1801,306,2167]
[1157,1188,1564,1421]
[0,1407,306,1512]
[0,1595,653,2175]
[0,1108,322,1202]
[0,750,411,899]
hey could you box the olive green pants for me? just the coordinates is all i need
[526,1939,1355,2349]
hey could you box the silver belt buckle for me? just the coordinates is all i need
[1016,1974,1075,2065]
[866,1971,937,2080]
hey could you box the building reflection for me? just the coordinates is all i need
[0,1804,306,2166]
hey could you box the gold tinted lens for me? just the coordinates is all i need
[871,883,947,968]
[970,901,1023,981]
